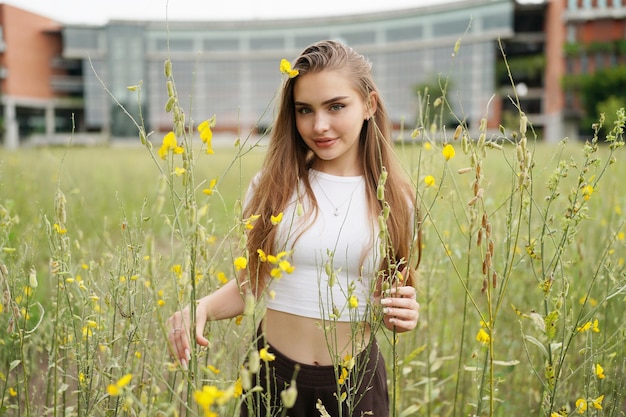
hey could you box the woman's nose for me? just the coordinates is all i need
[313,113,329,133]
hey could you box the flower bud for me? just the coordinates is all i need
[520,113,527,136]
[248,349,260,374]
[164,59,173,78]
[377,184,385,201]
[281,383,298,409]
[166,80,175,98]
[165,96,176,113]
[29,267,38,289]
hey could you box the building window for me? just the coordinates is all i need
[295,34,329,48]
[203,38,239,51]
[387,25,422,42]
[250,37,284,50]
[339,31,376,46]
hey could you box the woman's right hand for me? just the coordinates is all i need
[166,300,210,370]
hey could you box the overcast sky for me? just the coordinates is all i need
[4,0,461,24]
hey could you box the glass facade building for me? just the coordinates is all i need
[61,0,513,139]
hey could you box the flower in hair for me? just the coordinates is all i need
[279,59,299,78]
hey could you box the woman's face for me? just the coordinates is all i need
[293,69,376,176]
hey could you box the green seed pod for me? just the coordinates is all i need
[520,113,527,136]
[462,134,470,154]
[380,166,388,184]
[433,97,442,108]
[453,124,462,141]
[248,349,260,374]
[55,190,67,225]
[378,215,387,233]
[477,132,486,149]
[382,202,390,220]
[29,267,38,289]
[377,184,385,201]
[325,261,332,277]
[165,96,176,113]
[516,144,524,163]
[175,121,184,138]
[166,80,174,98]
[280,383,298,409]
[479,117,487,132]
[139,128,146,145]
[164,59,173,78]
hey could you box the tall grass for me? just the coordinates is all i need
[1,47,625,416]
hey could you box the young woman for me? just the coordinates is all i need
[167,40,421,416]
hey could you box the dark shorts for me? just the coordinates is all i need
[240,331,389,417]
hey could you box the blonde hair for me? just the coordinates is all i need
[243,40,421,293]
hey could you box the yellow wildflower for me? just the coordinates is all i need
[193,385,224,413]
[279,59,299,78]
[53,223,67,234]
[203,178,218,195]
[107,374,132,397]
[207,365,220,374]
[424,175,435,187]
[582,184,594,201]
[257,249,268,262]
[442,144,456,161]
[591,394,604,410]
[476,328,490,345]
[234,257,247,271]
[338,367,349,384]
[279,260,295,273]
[348,295,359,309]
[158,131,184,160]
[595,363,605,379]
[198,116,216,154]
[260,347,275,362]
[174,167,186,177]
[424,142,432,151]
[575,398,587,414]
[271,212,284,225]
[216,271,228,284]
[9,387,17,397]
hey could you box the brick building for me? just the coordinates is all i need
[0,3,85,149]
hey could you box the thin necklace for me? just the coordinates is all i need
[314,177,361,216]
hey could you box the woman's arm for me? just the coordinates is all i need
[166,279,246,369]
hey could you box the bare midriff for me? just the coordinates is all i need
[262,308,371,366]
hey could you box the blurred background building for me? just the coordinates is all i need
[1,0,625,149]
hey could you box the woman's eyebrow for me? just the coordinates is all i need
[294,96,350,106]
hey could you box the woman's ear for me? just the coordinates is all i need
[365,91,378,120]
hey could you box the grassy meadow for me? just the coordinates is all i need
[1,55,626,416]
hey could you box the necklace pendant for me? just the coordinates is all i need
[334,208,339,216]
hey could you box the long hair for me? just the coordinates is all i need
[243,40,421,293]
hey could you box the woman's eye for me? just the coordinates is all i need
[330,104,344,112]
[296,107,312,115]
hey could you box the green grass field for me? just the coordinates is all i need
[1,122,625,417]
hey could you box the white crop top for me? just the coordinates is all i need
[245,169,380,322]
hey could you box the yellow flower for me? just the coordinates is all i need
[259,347,275,362]
[174,167,186,177]
[476,328,490,345]
[279,260,295,273]
[203,178,218,195]
[591,394,604,410]
[424,175,435,187]
[618,231,625,241]
[216,271,228,284]
[424,142,432,151]
[53,223,67,234]
[207,365,220,374]
[270,268,283,279]
[338,367,349,384]
[575,398,587,413]
[348,295,359,309]
[576,318,599,333]
[198,116,216,154]
[234,257,247,271]
[270,212,283,225]
[591,318,600,332]
[595,363,605,379]
[117,374,133,388]
[107,374,133,397]
[230,377,243,398]
[158,131,184,160]
[257,249,268,262]
[279,59,299,78]
[193,385,224,411]
[9,387,17,397]
[582,184,594,201]
[171,264,183,278]
[442,144,456,161]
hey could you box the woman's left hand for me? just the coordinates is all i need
[381,286,420,332]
